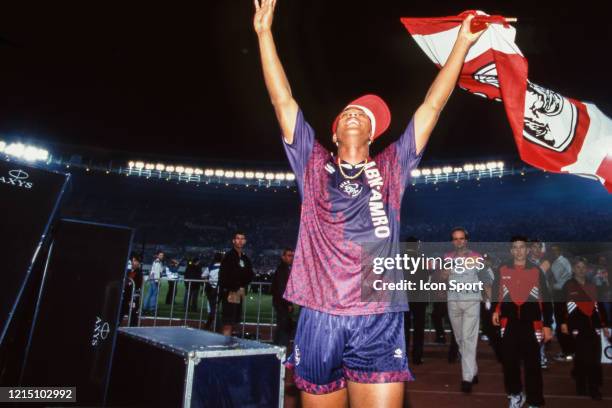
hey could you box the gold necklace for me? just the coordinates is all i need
[337,157,368,180]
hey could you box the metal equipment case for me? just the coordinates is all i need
[108,327,285,408]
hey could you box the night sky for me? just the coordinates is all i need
[0,0,610,165]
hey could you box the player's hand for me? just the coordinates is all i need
[492,312,500,326]
[560,323,569,335]
[543,327,553,343]
[457,14,487,46]
[254,0,276,34]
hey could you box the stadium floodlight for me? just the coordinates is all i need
[194,168,203,175]
[486,162,496,170]
[421,169,431,176]
[204,169,214,177]
[23,146,38,161]
[234,171,244,179]
[214,169,224,177]
[275,173,286,180]
[145,163,155,170]
[225,170,235,178]
[155,164,165,171]
[245,171,255,179]
[497,161,505,169]
[432,168,442,175]
[286,173,296,181]
[3,142,47,161]
[175,166,185,174]
[463,164,474,172]
[443,166,453,174]
[411,169,421,177]
[255,171,265,179]
[166,165,175,173]
[265,172,275,180]
[135,161,145,169]
[453,167,463,173]
[5,143,25,158]
[128,161,135,168]
[0,141,5,153]
[184,167,194,175]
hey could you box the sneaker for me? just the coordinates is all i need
[461,381,472,394]
[472,375,479,385]
[553,352,573,362]
[540,357,548,369]
[508,392,525,408]
[480,334,489,342]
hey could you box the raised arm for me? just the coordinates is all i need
[413,14,485,154]
[254,0,299,144]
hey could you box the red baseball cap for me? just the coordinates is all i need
[332,94,391,140]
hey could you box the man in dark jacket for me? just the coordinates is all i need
[492,236,553,408]
[184,257,203,311]
[219,232,254,336]
[272,248,294,351]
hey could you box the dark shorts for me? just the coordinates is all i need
[286,307,413,395]
[221,298,243,325]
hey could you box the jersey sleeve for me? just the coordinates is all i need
[282,109,315,198]
[376,117,424,192]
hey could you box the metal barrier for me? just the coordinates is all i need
[129,278,278,342]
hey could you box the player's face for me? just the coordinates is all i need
[334,107,372,147]
[511,241,528,262]
[573,261,588,280]
[530,243,542,258]
[282,251,294,265]
[451,230,467,250]
[233,234,247,249]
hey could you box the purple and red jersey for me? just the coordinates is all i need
[282,109,422,315]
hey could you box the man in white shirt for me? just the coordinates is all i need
[203,252,223,331]
[549,245,574,361]
[143,251,165,313]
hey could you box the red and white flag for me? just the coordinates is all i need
[401,11,612,192]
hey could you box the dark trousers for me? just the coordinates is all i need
[501,320,544,406]
[273,307,293,352]
[480,303,502,361]
[184,282,201,311]
[166,280,177,304]
[554,299,575,355]
[431,302,458,357]
[205,285,218,330]
[573,328,603,390]
[404,302,426,362]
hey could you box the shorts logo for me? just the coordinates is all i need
[294,345,301,366]
[394,348,403,359]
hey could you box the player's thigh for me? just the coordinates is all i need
[347,381,404,408]
[301,388,348,408]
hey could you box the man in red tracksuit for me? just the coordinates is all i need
[492,237,553,408]
[560,257,609,400]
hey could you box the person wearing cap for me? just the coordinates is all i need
[253,1,486,406]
